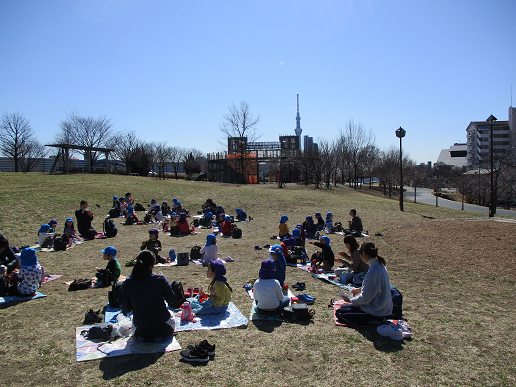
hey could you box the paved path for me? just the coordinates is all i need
[403,187,516,217]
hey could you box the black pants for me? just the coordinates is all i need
[135,323,174,339]
[335,305,387,326]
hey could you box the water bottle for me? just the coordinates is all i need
[169,249,176,262]
[301,253,307,265]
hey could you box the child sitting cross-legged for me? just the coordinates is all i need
[95,246,121,287]
[187,260,232,315]
[13,248,44,297]
[141,228,167,263]
[200,234,218,266]
[253,259,290,315]
[37,224,54,248]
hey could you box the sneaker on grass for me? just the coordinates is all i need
[180,345,209,362]
[187,339,215,356]
[377,322,403,341]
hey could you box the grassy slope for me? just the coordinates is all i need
[0,173,514,387]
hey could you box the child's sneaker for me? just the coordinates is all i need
[187,339,215,356]
[377,322,403,341]
[180,345,209,363]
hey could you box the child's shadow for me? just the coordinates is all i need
[99,352,164,380]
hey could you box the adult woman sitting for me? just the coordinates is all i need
[253,259,290,315]
[121,250,177,339]
[75,200,97,239]
[336,241,393,326]
[338,235,369,282]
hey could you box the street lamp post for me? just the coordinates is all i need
[395,127,406,211]
[487,114,497,217]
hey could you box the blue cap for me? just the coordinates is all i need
[38,224,51,233]
[101,246,117,257]
[66,217,73,222]
[321,236,330,246]
[149,228,159,235]
[280,215,289,223]
[21,248,38,266]
[113,196,118,200]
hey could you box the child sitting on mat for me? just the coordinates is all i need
[269,244,286,287]
[309,235,334,272]
[14,248,43,297]
[236,208,247,221]
[95,246,121,287]
[141,228,167,263]
[253,259,290,315]
[188,260,232,315]
[278,215,290,240]
[37,224,54,248]
[220,215,232,236]
[64,217,82,245]
[200,234,218,266]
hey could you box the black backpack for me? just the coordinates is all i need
[53,234,69,251]
[391,286,403,320]
[232,227,242,239]
[192,218,200,228]
[103,218,118,238]
[170,281,186,308]
[190,245,202,260]
[143,213,152,224]
[134,203,146,212]
[108,282,123,308]
[68,278,93,291]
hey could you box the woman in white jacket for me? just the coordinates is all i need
[336,241,393,325]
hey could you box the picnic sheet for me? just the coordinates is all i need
[105,302,248,332]
[29,241,83,252]
[174,302,248,332]
[312,272,359,291]
[0,291,47,305]
[246,288,294,300]
[249,301,285,321]
[286,262,311,270]
[41,274,63,284]
[332,300,409,330]
[75,326,181,362]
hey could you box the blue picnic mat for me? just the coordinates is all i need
[105,302,248,332]
[0,291,47,305]
[249,301,285,321]
[312,272,359,291]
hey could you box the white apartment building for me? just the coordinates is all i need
[466,106,516,170]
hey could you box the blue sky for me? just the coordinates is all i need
[1,0,515,164]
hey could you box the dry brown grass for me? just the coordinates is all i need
[0,173,515,387]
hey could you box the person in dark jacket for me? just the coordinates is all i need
[0,234,20,274]
[309,235,335,271]
[75,200,98,239]
[121,250,176,339]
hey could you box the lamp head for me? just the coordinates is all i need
[486,115,497,125]
[395,127,406,138]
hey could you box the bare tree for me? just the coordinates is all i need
[21,141,48,172]
[220,101,261,184]
[0,112,42,172]
[56,111,116,166]
[318,139,338,188]
[155,142,170,179]
[361,144,380,188]
[115,130,139,174]
[169,147,185,179]
[340,120,374,189]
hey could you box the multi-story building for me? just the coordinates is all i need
[466,106,516,170]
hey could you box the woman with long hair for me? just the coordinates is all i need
[121,250,177,339]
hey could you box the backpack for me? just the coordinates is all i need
[53,234,69,251]
[109,209,120,218]
[134,203,146,212]
[81,324,113,341]
[84,227,97,240]
[84,309,102,324]
[103,218,118,238]
[192,218,200,228]
[170,281,187,308]
[143,213,152,224]
[232,227,242,239]
[108,282,123,308]
[391,286,403,320]
[68,278,93,291]
[190,246,202,261]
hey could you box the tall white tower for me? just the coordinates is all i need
[294,94,302,149]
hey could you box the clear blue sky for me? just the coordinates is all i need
[1,0,515,164]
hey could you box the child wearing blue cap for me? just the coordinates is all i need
[270,244,286,287]
[95,246,121,286]
[236,208,247,221]
[279,215,290,240]
[309,235,335,272]
[200,212,214,228]
[37,224,54,248]
[64,217,82,245]
[220,215,233,236]
[200,234,218,265]
[325,212,334,232]
[16,248,44,296]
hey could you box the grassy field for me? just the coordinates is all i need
[0,173,515,387]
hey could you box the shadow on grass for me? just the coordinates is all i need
[252,319,314,332]
[99,352,165,380]
[354,327,406,352]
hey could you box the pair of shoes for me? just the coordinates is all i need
[270,235,277,240]
[292,282,306,290]
[180,345,209,363]
[187,339,216,356]
[255,246,262,250]
[297,294,315,304]
[125,259,135,267]
[224,256,234,262]
[185,287,194,297]
[377,322,403,341]
[263,244,270,248]
[243,283,252,291]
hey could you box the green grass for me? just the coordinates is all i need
[0,173,515,386]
